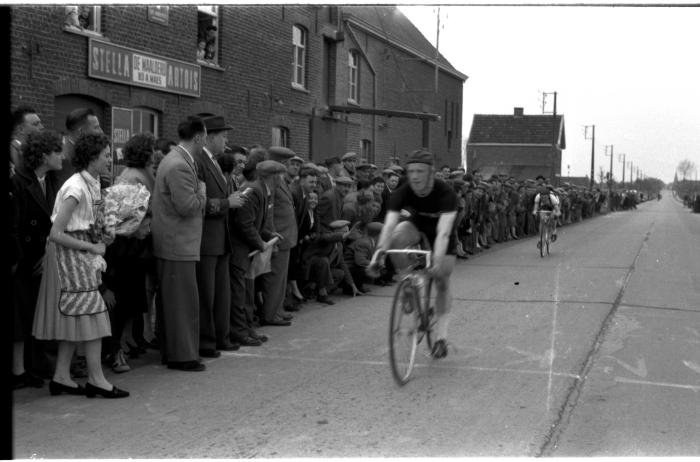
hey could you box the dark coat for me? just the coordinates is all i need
[11,165,60,275]
[229,180,273,270]
[194,148,232,256]
[317,187,344,231]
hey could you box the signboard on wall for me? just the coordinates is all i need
[88,38,200,97]
[111,107,132,179]
[147,6,169,25]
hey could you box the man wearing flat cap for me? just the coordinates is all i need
[257,146,298,326]
[339,151,358,182]
[369,148,458,359]
[228,160,283,344]
[355,161,372,182]
[318,175,353,232]
[193,115,246,356]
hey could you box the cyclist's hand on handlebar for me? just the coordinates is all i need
[366,249,385,278]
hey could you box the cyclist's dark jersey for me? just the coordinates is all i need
[387,179,458,254]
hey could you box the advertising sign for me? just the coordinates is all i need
[111,107,132,180]
[89,38,200,97]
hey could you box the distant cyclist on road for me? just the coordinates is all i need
[532,184,561,242]
[368,149,457,359]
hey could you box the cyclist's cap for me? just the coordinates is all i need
[341,151,358,161]
[329,219,351,229]
[405,149,434,166]
[256,160,287,177]
[335,176,354,185]
[536,174,546,181]
[367,222,383,235]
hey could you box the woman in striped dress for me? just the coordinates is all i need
[33,133,128,399]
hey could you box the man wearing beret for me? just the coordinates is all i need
[369,149,458,359]
[194,115,246,357]
[258,146,298,326]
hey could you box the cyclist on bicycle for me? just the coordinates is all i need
[532,184,561,242]
[368,149,458,359]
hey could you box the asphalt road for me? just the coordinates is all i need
[13,192,700,458]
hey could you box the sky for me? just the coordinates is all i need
[399,4,700,183]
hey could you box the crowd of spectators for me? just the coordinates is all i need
[10,106,618,399]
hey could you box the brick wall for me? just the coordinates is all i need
[11,5,463,167]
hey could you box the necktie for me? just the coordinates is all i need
[38,177,46,197]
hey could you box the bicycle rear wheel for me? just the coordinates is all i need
[389,278,419,385]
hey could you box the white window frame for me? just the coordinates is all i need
[132,107,160,138]
[63,6,102,37]
[361,139,372,164]
[197,6,220,66]
[272,126,290,148]
[348,50,359,103]
[292,25,307,89]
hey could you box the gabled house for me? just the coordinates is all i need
[466,107,565,181]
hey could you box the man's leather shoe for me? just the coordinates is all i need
[167,361,206,371]
[317,295,335,305]
[217,342,240,351]
[262,318,291,326]
[199,349,221,358]
[251,332,268,342]
[238,336,263,347]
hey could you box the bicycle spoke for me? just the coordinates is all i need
[389,279,419,385]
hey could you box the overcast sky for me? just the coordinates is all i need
[399,4,699,183]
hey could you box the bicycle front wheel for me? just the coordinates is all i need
[539,222,545,258]
[389,278,419,386]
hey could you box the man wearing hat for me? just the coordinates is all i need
[339,151,358,181]
[369,149,458,359]
[318,175,354,231]
[193,115,246,357]
[287,155,304,182]
[228,160,284,344]
[258,146,298,326]
[355,161,372,182]
[346,222,384,292]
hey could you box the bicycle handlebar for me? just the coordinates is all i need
[370,248,432,269]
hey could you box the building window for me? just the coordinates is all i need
[64,6,101,35]
[112,107,160,179]
[348,50,359,103]
[271,126,290,147]
[197,6,219,65]
[361,139,372,164]
[132,108,159,137]
[292,25,307,89]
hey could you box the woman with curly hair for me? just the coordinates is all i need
[103,133,156,373]
[33,132,129,399]
[11,130,64,389]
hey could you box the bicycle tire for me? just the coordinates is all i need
[422,276,435,351]
[546,226,550,255]
[389,277,419,385]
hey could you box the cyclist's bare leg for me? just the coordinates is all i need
[432,255,456,341]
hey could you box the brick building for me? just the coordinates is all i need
[466,107,566,182]
[10,5,466,172]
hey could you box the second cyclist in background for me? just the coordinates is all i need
[532,183,561,242]
[368,149,458,359]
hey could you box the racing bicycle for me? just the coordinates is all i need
[537,210,555,257]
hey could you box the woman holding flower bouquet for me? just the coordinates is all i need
[33,133,129,399]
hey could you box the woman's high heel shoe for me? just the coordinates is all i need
[85,382,130,399]
[49,380,86,396]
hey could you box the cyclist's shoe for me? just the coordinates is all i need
[551,234,557,242]
[431,339,448,359]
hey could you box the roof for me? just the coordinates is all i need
[342,6,467,81]
[468,113,566,148]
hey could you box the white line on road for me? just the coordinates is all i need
[614,377,700,392]
[546,265,561,413]
[219,351,580,379]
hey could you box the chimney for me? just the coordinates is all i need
[514,107,524,117]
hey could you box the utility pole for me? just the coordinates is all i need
[584,125,595,189]
[543,91,558,182]
[604,144,613,206]
[619,153,626,186]
[434,7,440,94]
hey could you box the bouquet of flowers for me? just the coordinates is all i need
[103,183,151,238]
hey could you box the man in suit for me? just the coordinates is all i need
[10,106,44,169]
[288,166,319,309]
[229,160,283,344]
[317,176,354,232]
[56,108,103,187]
[258,146,298,326]
[194,116,245,357]
[152,116,208,372]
